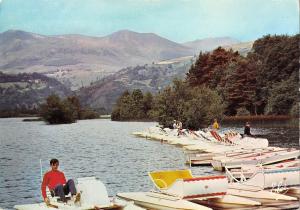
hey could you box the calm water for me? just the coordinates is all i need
[0,118,298,209]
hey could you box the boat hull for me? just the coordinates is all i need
[227,188,298,201]
[117,192,212,210]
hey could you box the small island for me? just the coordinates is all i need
[40,95,99,124]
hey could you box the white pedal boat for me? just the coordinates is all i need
[134,127,269,148]
[165,135,200,146]
[117,169,231,210]
[234,136,269,148]
[14,177,144,210]
[184,151,219,166]
[226,163,300,190]
[206,130,269,148]
[229,159,300,179]
[149,169,228,199]
[184,147,284,166]
[208,194,261,206]
[184,144,245,155]
[117,192,212,210]
[192,194,261,206]
[212,148,300,171]
[227,187,298,201]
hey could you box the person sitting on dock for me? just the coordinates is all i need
[41,159,80,205]
[177,120,183,136]
[173,120,177,129]
[244,122,252,136]
[212,119,219,130]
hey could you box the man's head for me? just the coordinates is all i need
[246,122,250,126]
[50,158,59,171]
[214,118,217,122]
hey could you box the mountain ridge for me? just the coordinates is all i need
[0,29,195,89]
[0,29,246,91]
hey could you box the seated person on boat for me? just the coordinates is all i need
[212,119,219,130]
[41,158,80,205]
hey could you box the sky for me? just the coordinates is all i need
[0,0,298,42]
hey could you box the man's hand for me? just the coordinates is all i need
[44,197,50,205]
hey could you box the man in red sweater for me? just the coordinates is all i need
[41,159,80,204]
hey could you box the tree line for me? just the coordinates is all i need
[112,34,299,129]
[111,80,224,129]
[187,34,299,116]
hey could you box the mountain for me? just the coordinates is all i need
[183,37,240,53]
[78,57,195,111]
[0,30,193,89]
[0,72,72,111]
[0,30,245,90]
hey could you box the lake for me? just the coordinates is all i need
[0,118,298,209]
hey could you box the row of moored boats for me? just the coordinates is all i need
[127,126,300,209]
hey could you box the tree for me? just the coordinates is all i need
[131,89,145,119]
[265,75,298,115]
[249,34,299,113]
[111,91,130,121]
[223,58,257,115]
[67,95,82,119]
[143,92,153,118]
[186,47,240,88]
[150,80,225,129]
[40,95,96,124]
[40,94,76,124]
[111,89,152,121]
[183,87,225,129]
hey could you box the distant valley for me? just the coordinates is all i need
[78,57,195,111]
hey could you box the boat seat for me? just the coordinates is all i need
[149,169,193,189]
[149,169,228,199]
[210,130,234,145]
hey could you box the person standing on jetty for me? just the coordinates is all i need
[41,159,80,205]
[244,122,252,136]
[173,120,177,129]
[212,118,219,130]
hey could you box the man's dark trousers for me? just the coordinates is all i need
[53,179,77,202]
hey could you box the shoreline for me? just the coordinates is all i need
[223,115,295,121]
[1,114,296,120]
